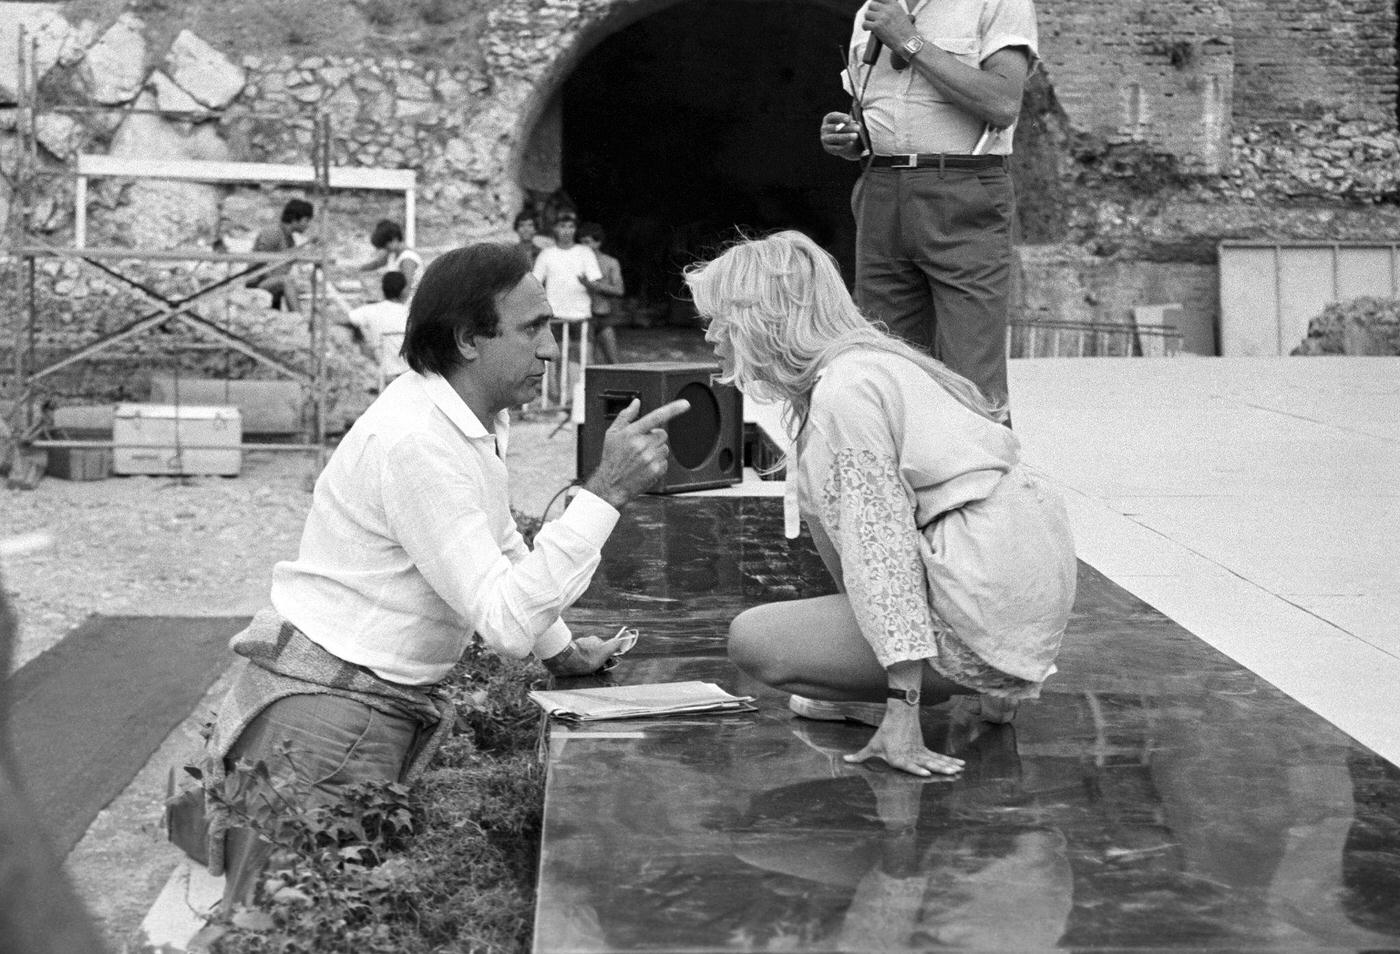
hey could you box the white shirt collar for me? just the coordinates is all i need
[419,372,511,453]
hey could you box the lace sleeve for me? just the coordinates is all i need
[818,447,941,667]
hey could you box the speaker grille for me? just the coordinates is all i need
[670,382,721,470]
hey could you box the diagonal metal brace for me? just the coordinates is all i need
[26,245,311,383]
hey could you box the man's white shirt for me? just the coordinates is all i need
[271,371,618,685]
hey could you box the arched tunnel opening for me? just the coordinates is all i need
[555,0,860,318]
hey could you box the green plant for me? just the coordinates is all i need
[283,4,321,46]
[442,633,550,758]
[362,0,400,28]
[417,0,461,26]
[200,745,418,953]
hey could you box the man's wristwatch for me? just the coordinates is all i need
[887,686,921,706]
[900,34,926,59]
[541,641,582,676]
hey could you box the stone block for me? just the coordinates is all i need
[80,12,147,105]
[102,92,226,247]
[149,70,202,114]
[33,112,81,158]
[0,5,90,99]
[322,83,360,126]
[396,73,431,101]
[165,30,245,109]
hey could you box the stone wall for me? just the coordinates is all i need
[1229,0,1397,123]
[1042,0,1235,172]
[1,0,1398,387]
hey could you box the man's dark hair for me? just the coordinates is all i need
[280,199,314,224]
[381,269,408,301]
[403,244,531,376]
[578,221,605,244]
[370,219,404,249]
[513,210,537,230]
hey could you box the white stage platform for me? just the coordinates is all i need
[1011,356,1399,767]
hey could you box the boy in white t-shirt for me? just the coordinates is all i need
[346,270,410,387]
[532,213,603,414]
[532,212,602,321]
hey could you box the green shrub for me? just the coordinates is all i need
[362,0,399,27]
[417,0,462,25]
[1293,296,1400,356]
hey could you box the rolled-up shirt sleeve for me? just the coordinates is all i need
[382,432,617,661]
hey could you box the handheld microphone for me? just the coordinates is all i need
[862,36,883,65]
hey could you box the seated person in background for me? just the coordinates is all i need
[346,270,411,385]
[514,209,545,264]
[248,198,314,312]
[201,242,690,910]
[357,219,423,293]
[685,231,1077,778]
[578,222,626,364]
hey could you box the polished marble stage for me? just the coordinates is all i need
[535,496,1400,954]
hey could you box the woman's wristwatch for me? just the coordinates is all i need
[886,686,921,706]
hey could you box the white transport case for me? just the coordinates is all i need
[112,403,242,476]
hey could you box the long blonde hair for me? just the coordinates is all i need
[683,230,1007,434]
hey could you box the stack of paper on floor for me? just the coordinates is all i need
[528,681,756,722]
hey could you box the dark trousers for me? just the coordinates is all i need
[852,165,1015,409]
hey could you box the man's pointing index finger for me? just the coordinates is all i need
[633,399,691,431]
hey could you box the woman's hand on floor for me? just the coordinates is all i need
[844,709,965,777]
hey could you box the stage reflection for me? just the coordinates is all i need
[536,498,1400,953]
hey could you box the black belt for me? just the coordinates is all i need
[866,153,1006,170]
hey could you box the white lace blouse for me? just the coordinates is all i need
[792,349,1076,693]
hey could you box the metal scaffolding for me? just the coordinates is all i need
[1,28,418,474]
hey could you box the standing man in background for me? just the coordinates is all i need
[533,212,603,410]
[532,212,602,324]
[820,0,1036,417]
[514,210,546,264]
[579,222,626,364]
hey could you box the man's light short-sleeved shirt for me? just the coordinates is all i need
[843,0,1039,156]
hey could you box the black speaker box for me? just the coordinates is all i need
[577,362,744,494]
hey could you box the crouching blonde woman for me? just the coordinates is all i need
[686,232,1076,778]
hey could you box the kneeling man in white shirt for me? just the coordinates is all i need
[202,242,689,909]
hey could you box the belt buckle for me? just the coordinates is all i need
[890,153,919,169]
